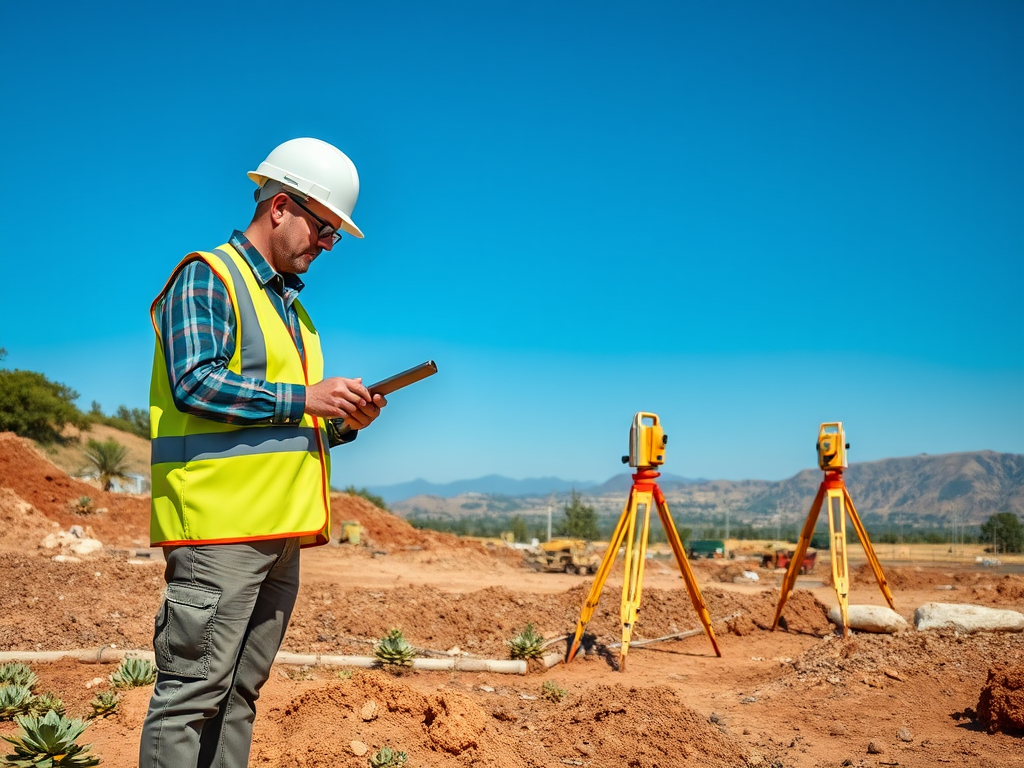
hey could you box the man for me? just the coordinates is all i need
[140,137,386,768]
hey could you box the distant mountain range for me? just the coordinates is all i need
[365,472,696,503]
[374,451,1023,529]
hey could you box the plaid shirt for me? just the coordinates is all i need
[158,231,309,426]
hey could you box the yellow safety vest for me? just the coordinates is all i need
[149,244,331,548]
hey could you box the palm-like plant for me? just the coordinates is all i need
[29,692,65,718]
[0,685,34,720]
[373,629,416,667]
[83,438,131,491]
[507,623,545,660]
[0,664,38,690]
[109,658,156,689]
[87,691,119,719]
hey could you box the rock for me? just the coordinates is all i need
[360,700,378,721]
[349,741,368,756]
[897,727,912,742]
[828,605,908,634]
[914,603,1024,633]
[867,740,883,754]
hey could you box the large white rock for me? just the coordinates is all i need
[828,604,909,634]
[40,530,103,556]
[914,602,1024,633]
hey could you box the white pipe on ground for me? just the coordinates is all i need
[0,648,528,675]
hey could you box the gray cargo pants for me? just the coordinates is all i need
[138,538,300,768]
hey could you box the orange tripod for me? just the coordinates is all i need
[566,417,722,671]
[772,463,895,637]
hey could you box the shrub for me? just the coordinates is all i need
[374,629,415,668]
[345,485,388,510]
[1,709,99,767]
[541,680,567,703]
[368,745,408,768]
[507,623,545,660]
[0,368,90,444]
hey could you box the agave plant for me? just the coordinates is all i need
[373,629,416,668]
[1,710,100,767]
[541,679,568,703]
[507,622,545,660]
[29,692,66,718]
[88,691,119,719]
[368,745,408,768]
[109,657,157,688]
[0,663,38,690]
[0,685,34,720]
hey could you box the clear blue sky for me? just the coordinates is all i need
[1,1,1021,488]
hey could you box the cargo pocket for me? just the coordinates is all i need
[153,582,221,678]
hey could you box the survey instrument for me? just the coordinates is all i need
[367,360,438,396]
[566,412,721,671]
[329,360,437,436]
[772,421,894,637]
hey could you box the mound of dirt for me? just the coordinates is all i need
[976,666,1024,735]
[0,432,149,548]
[248,674,750,768]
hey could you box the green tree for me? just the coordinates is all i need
[980,512,1024,554]
[83,438,131,491]
[559,490,600,541]
[0,368,90,444]
[509,514,528,543]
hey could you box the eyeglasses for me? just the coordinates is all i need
[286,193,342,246]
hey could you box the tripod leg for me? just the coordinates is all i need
[619,487,654,670]
[844,487,895,610]
[654,486,722,657]
[567,488,633,663]
[772,483,825,630]
[827,488,851,637]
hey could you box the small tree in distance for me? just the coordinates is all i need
[980,513,1024,554]
[559,490,600,541]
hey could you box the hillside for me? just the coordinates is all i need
[392,450,1024,530]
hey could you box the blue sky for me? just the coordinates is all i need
[1,1,1021,488]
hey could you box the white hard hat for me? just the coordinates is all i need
[248,137,364,239]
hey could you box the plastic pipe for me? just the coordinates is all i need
[0,648,528,675]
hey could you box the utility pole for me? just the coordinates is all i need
[546,496,553,542]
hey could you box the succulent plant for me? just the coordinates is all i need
[373,629,416,668]
[1,709,100,767]
[0,685,34,721]
[368,745,408,768]
[0,663,38,690]
[88,691,119,719]
[507,622,545,660]
[109,657,157,688]
[29,692,66,718]
[541,679,567,703]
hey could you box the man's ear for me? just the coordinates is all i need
[269,193,290,225]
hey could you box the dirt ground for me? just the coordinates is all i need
[1,431,1022,767]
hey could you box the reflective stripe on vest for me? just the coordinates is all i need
[149,244,331,548]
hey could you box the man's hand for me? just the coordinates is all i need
[304,377,387,429]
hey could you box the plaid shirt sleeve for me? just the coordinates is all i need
[159,260,307,425]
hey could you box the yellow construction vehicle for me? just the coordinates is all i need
[525,539,601,575]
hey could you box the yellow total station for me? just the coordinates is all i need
[567,412,721,671]
[816,422,849,471]
[773,421,895,637]
[625,412,667,468]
